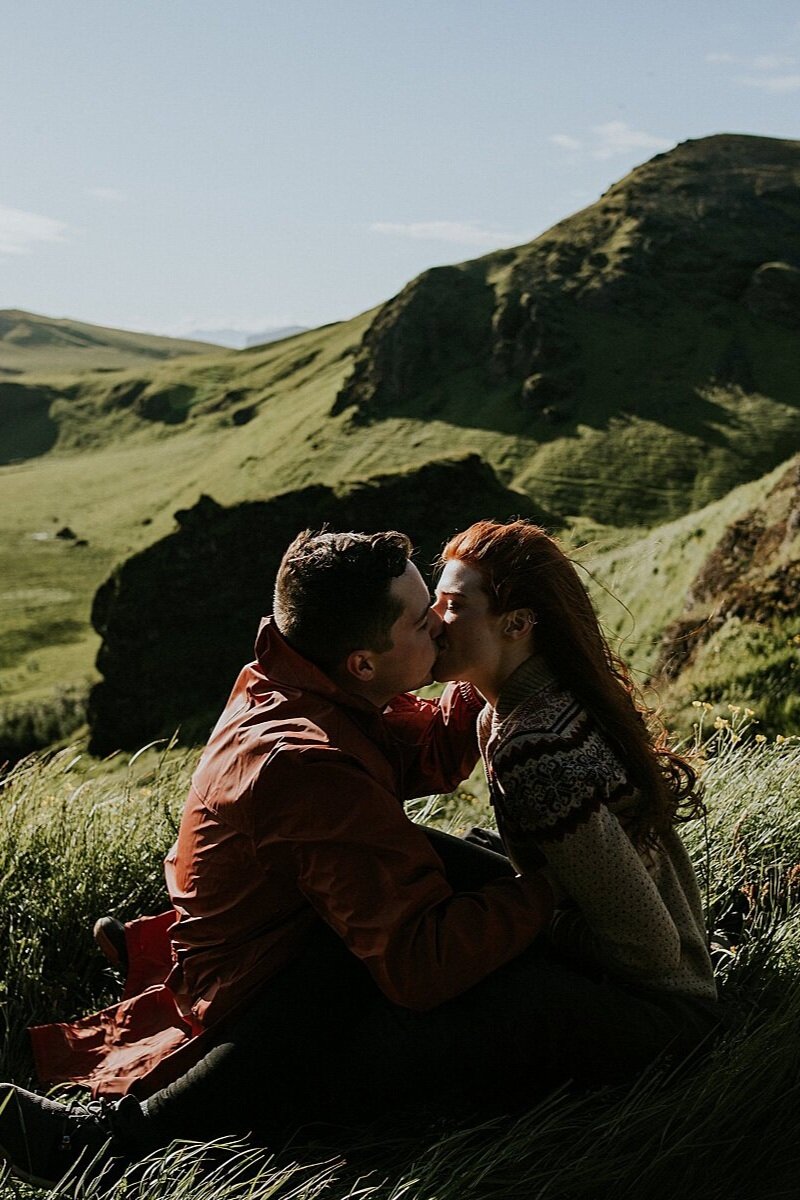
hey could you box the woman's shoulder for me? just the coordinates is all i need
[491,690,633,832]
[496,682,582,744]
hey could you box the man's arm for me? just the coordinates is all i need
[257,749,553,1010]
[381,682,485,800]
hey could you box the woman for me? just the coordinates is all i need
[433,518,717,1007]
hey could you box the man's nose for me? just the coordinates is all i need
[428,606,443,637]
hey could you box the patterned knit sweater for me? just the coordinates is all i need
[478,657,717,1002]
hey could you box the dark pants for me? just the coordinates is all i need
[143,829,717,1145]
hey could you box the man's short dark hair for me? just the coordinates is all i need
[273,529,413,672]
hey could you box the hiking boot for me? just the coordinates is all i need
[0,1083,132,1190]
[93,915,129,972]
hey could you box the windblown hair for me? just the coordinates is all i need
[274,529,412,673]
[440,519,702,844]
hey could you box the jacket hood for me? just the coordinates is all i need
[253,616,377,715]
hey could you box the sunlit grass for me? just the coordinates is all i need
[1,724,799,1198]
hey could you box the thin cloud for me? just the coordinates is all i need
[706,48,799,90]
[0,204,68,255]
[550,134,583,151]
[752,54,796,70]
[86,187,127,202]
[370,220,528,248]
[551,122,672,162]
[739,73,800,92]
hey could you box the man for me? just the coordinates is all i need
[1,529,555,1187]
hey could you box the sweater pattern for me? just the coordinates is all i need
[486,686,637,844]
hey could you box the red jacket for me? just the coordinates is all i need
[167,618,553,1023]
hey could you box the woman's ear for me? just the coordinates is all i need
[503,609,536,640]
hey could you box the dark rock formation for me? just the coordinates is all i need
[101,378,148,411]
[88,454,547,753]
[0,382,61,463]
[745,262,800,328]
[134,383,195,424]
[332,266,495,417]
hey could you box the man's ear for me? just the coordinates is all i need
[343,649,376,683]
[503,609,535,640]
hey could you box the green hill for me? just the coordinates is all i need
[0,308,222,375]
[1,133,799,755]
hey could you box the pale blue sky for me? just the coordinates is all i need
[2,1,799,338]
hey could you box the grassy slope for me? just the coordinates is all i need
[585,458,800,735]
[586,463,788,670]
[0,309,221,374]
[1,731,800,1198]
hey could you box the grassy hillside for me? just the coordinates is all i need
[1,730,799,1197]
[0,309,221,375]
[585,454,800,737]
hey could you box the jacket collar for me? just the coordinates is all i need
[254,617,380,717]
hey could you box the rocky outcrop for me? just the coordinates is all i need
[654,455,800,682]
[88,455,547,753]
[745,262,800,329]
[331,266,494,418]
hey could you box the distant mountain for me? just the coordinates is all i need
[183,326,309,350]
[0,309,222,375]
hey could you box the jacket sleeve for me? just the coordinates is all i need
[380,682,485,800]
[256,748,553,1010]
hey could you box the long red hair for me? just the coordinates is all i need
[440,519,702,844]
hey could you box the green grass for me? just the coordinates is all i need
[1,724,800,1198]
